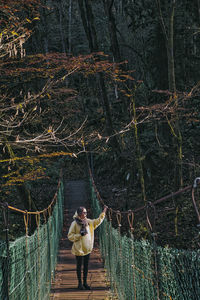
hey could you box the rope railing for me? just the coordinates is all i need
[89,168,200,228]
[89,171,200,300]
[4,171,62,215]
[0,170,64,300]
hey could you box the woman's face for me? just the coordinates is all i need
[80,209,87,219]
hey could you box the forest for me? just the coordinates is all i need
[0,0,200,249]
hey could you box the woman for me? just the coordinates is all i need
[68,205,107,290]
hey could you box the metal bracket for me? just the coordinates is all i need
[193,177,200,188]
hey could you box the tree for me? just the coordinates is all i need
[77,0,122,154]
[102,0,121,63]
[155,0,176,93]
[0,0,129,209]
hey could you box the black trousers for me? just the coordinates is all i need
[75,254,90,283]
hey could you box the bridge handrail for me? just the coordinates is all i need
[89,173,200,300]
[0,170,64,300]
[89,168,200,225]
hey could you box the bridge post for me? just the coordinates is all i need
[2,203,10,300]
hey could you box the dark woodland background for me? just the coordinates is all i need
[1,0,200,249]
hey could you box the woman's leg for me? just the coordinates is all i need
[83,254,90,289]
[75,256,83,289]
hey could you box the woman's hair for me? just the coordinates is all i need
[77,206,86,216]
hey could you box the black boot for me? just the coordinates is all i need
[77,271,83,290]
[77,272,83,290]
[83,283,91,290]
[76,256,83,289]
[78,281,84,290]
[83,281,91,290]
[83,267,90,289]
[83,254,91,289]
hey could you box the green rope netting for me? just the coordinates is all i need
[90,181,200,300]
[0,181,64,300]
[0,241,8,300]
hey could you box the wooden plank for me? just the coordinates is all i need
[50,239,111,299]
[50,246,111,299]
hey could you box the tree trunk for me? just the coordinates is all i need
[103,0,121,101]
[78,0,95,51]
[132,95,146,204]
[84,0,98,51]
[167,1,176,93]
[102,0,121,62]
[58,1,66,53]
[155,0,183,189]
[78,0,121,153]
[68,0,72,53]
[197,0,200,22]
[155,0,176,93]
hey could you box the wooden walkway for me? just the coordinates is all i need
[50,180,112,300]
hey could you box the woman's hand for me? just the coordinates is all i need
[103,205,108,213]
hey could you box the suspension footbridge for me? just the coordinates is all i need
[0,171,200,300]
